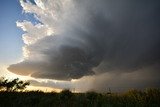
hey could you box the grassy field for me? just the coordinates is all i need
[0,88,160,107]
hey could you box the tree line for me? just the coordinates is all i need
[0,77,30,91]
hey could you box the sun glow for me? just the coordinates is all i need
[0,65,63,92]
[27,85,61,92]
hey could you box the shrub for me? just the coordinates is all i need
[0,77,30,92]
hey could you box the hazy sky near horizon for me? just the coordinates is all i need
[0,0,160,92]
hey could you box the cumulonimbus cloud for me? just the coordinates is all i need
[8,0,160,90]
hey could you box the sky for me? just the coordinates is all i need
[0,0,39,65]
[0,0,160,92]
[0,0,23,65]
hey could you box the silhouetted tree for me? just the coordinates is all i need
[0,77,30,91]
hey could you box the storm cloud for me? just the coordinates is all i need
[8,0,160,90]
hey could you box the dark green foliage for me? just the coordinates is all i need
[0,77,30,91]
[0,88,160,107]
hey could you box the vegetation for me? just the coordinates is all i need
[0,77,30,91]
[0,88,159,107]
[0,78,160,107]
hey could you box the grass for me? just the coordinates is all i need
[0,88,160,107]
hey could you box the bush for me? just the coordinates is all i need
[0,77,30,92]
[59,89,73,100]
